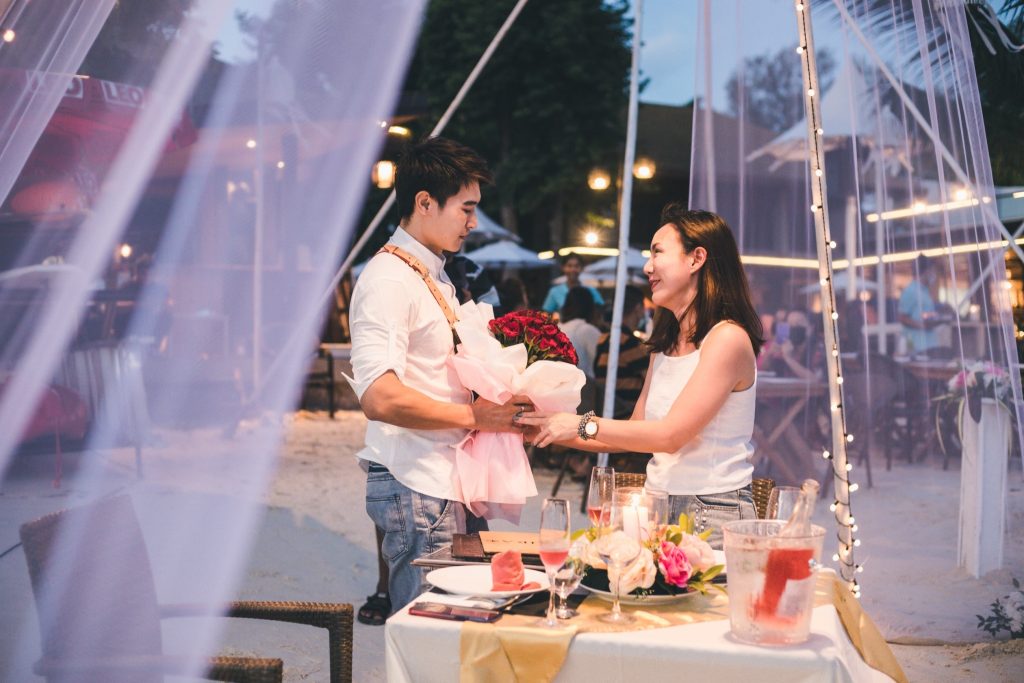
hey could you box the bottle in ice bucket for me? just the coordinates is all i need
[722,479,826,645]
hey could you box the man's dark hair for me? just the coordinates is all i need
[916,254,933,273]
[561,286,596,323]
[561,253,584,267]
[395,137,493,221]
[623,285,645,314]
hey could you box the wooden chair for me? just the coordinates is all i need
[19,495,353,683]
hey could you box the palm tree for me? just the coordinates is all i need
[812,0,1024,184]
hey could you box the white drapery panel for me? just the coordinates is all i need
[0,1,425,679]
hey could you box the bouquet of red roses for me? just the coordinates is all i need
[488,310,578,367]
[449,302,586,523]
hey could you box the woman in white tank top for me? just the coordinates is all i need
[517,205,765,548]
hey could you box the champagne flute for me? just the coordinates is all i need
[538,498,571,628]
[594,501,641,624]
[553,554,585,619]
[586,466,615,526]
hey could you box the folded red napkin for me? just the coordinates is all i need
[490,550,539,591]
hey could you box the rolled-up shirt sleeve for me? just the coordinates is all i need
[348,276,413,399]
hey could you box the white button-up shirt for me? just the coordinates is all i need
[348,227,470,500]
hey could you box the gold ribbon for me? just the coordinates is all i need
[458,573,904,682]
[831,578,909,683]
[460,621,577,683]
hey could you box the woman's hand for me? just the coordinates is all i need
[513,411,580,448]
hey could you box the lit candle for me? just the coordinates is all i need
[622,493,651,541]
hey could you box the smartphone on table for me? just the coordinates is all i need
[408,602,501,623]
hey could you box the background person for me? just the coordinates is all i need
[542,252,604,315]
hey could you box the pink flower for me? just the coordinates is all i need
[658,541,693,587]
[675,533,717,573]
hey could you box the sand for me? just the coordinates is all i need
[1,409,1022,681]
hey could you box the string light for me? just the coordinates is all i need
[794,0,859,595]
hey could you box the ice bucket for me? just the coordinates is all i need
[722,519,826,645]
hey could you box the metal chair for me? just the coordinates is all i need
[19,495,353,683]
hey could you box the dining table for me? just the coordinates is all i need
[385,567,901,683]
[753,375,830,485]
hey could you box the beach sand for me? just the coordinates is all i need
[1,409,1022,681]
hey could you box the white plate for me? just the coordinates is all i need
[581,550,726,606]
[425,565,549,598]
[581,583,701,606]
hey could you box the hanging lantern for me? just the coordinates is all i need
[372,160,395,189]
[633,157,656,180]
[588,168,611,191]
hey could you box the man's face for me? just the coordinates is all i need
[421,182,480,255]
[562,257,583,284]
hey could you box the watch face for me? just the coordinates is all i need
[585,420,598,437]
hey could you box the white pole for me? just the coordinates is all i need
[597,0,644,469]
[248,0,532,403]
[320,0,532,308]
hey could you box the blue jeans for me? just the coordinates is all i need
[365,464,487,612]
[667,486,756,550]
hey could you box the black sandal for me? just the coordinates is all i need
[357,592,391,625]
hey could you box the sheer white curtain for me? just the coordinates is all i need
[1,0,425,679]
[690,0,1022,633]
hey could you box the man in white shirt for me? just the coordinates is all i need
[349,137,527,611]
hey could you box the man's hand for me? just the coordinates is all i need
[471,394,534,432]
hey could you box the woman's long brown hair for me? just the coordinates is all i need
[646,204,764,356]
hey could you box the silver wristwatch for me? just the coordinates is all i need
[578,410,598,440]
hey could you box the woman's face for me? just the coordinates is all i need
[644,224,702,312]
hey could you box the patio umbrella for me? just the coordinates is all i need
[465,208,521,246]
[582,247,649,286]
[464,240,546,269]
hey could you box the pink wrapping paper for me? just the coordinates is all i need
[449,302,586,524]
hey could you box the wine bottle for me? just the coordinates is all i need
[780,479,820,536]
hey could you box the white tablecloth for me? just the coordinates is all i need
[385,595,895,683]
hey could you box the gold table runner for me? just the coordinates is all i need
[458,574,902,682]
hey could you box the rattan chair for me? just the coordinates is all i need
[19,495,353,683]
[751,477,775,519]
[614,472,647,489]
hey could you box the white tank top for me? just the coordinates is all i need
[643,325,756,495]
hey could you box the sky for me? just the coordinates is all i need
[212,0,823,108]
[212,0,1011,109]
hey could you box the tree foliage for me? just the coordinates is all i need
[79,1,192,84]
[404,0,632,243]
[725,46,835,133]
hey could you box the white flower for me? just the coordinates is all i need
[607,546,657,595]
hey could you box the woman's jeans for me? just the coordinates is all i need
[667,486,756,550]
[364,463,487,613]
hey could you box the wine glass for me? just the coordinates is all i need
[594,501,641,624]
[538,498,571,628]
[553,553,585,619]
[767,486,802,521]
[586,466,615,526]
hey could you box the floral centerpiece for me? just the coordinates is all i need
[573,513,725,597]
[448,304,586,523]
[935,360,1016,456]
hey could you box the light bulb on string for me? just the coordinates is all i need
[829,240,837,249]
[846,434,854,442]
[830,502,838,512]
[845,463,853,471]
[849,483,859,492]
[836,376,844,385]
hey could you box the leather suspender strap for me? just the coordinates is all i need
[377,244,459,328]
